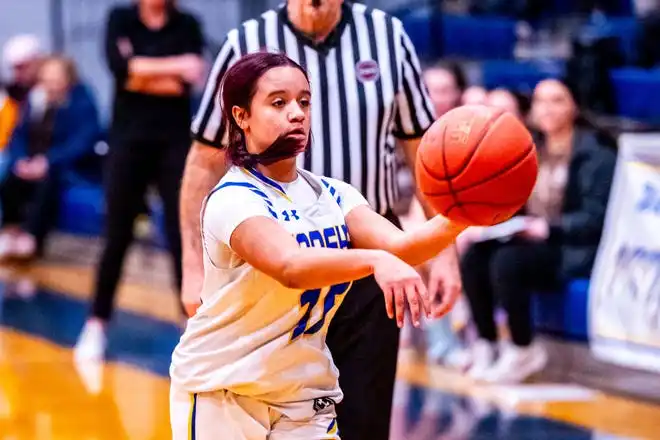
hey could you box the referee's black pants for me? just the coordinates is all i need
[91,138,188,321]
[326,212,401,440]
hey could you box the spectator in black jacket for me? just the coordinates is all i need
[457,78,617,384]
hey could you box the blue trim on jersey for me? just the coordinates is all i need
[244,167,287,195]
[190,393,198,440]
[321,179,342,207]
[211,181,278,219]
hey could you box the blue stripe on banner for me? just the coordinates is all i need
[267,207,278,219]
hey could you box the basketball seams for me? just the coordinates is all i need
[451,108,506,179]
[424,141,536,196]
[437,122,467,219]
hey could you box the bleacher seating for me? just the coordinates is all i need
[398,9,517,61]
[441,14,517,60]
[481,59,565,93]
[533,279,590,341]
[610,68,660,122]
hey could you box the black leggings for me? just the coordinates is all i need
[91,139,189,320]
[460,239,561,347]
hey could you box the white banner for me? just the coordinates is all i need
[589,133,660,372]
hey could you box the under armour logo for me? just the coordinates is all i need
[313,397,336,412]
[282,210,300,221]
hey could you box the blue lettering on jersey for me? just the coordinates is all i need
[291,282,351,341]
[290,224,353,342]
[295,226,350,250]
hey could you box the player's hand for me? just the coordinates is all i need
[426,246,463,319]
[519,217,549,241]
[373,251,430,328]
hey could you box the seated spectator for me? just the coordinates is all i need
[486,88,524,119]
[2,34,43,105]
[0,87,19,151]
[424,61,467,118]
[458,78,616,383]
[415,62,473,366]
[1,34,44,187]
[462,85,488,106]
[0,56,101,260]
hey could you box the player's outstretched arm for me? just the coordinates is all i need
[345,205,468,268]
[228,217,430,327]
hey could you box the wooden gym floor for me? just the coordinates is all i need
[1,235,660,439]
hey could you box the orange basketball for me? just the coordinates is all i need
[415,105,538,226]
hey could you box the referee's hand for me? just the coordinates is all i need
[181,274,203,318]
[426,247,463,319]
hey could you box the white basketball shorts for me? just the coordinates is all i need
[170,385,340,440]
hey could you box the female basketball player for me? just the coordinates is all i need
[169,52,467,440]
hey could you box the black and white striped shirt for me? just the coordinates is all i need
[191,1,435,214]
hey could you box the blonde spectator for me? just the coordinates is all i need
[486,88,522,118]
[462,85,488,106]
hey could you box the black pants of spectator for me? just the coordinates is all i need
[460,239,562,347]
[325,212,400,440]
[0,171,61,253]
[91,138,188,321]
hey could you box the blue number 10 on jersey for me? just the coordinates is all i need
[290,282,352,341]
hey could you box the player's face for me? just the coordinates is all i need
[424,68,461,117]
[531,79,577,135]
[240,66,311,155]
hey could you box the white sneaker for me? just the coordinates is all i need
[74,321,107,362]
[482,342,548,384]
[444,346,473,372]
[466,339,496,380]
[13,234,35,259]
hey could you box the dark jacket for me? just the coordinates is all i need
[7,83,101,171]
[542,129,617,279]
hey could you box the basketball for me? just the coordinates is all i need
[415,105,538,226]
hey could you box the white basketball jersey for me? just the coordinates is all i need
[170,166,368,420]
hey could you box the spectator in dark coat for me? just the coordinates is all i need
[457,78,617,384]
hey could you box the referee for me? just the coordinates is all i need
[180,1,462,438]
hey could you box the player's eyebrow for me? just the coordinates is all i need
[266,89,311,98]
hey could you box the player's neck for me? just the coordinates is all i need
[255,160,298,183]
